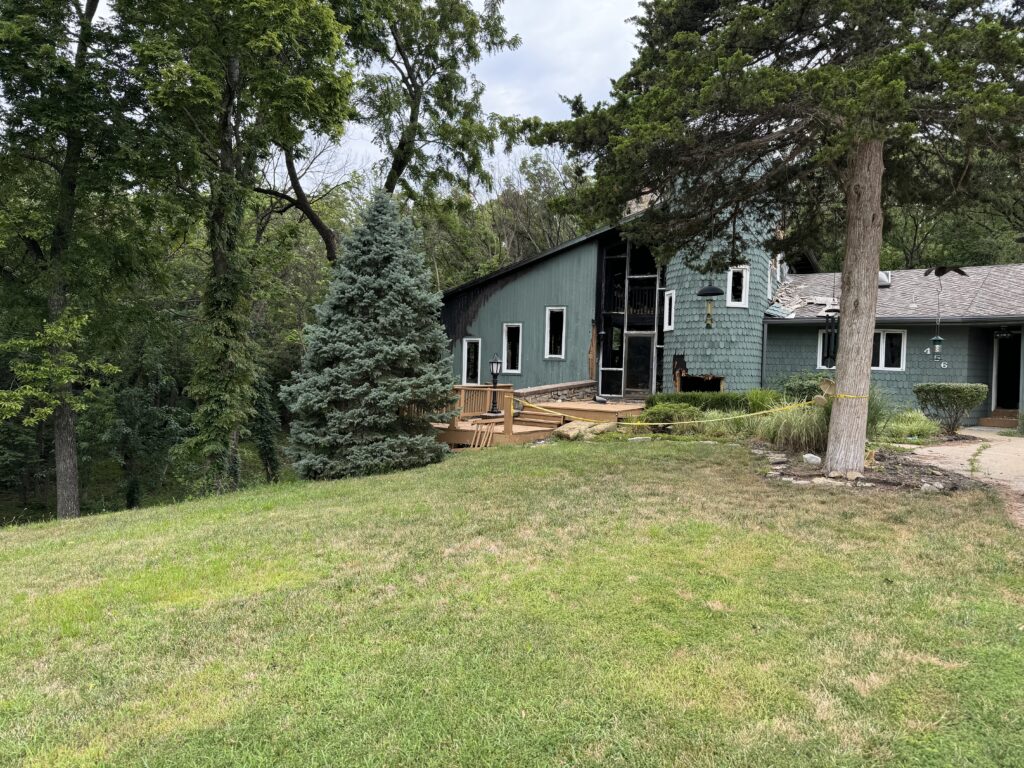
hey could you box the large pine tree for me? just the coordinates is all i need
[280,193,454,479]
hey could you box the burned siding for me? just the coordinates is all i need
[442,240,601,389]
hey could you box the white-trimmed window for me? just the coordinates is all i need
[502,323,522,374]
[817,329,906,372]
[545,307,566,359]
[726,266,749,308]
[663,290,676,331]
[461,338,481,384]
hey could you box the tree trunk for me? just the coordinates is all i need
[824,139,884,475]
[41,1,99,519]
[284,148,338,262]
[384,95,422,194]
[53,403,80,519]
[1018,328,1023,436]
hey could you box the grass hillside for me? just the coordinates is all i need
[2,441,1022,767]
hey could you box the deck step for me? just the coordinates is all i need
[990,409,1019,419]
[978,417,1018,428]
[515,415,564,428]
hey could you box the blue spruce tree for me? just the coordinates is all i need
[280,193,455,478]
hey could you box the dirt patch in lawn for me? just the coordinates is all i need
[757,446,982,493]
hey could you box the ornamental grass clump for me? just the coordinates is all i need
[913,383,989,436]
[755,405,829,454]
[877,409,941,444]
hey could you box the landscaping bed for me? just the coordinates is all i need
[758,445,984,493]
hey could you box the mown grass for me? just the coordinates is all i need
[1,441,1022,767]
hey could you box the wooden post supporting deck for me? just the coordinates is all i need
[503,391,514,435]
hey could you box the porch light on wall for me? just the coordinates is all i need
[488,355,502,414]
[696,283,725,329]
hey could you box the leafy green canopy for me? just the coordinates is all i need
[337,0,521,196]
[118,0,353,486]
[280,193,455,479]
[0,315,117,426]
[546,0,1024,269]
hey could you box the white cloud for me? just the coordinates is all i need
[477,0,642,119]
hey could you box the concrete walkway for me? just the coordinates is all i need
[913,427,1024,524]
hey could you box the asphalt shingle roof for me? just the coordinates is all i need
[770,264,1024,321]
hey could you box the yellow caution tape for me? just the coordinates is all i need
[514,393,869,428]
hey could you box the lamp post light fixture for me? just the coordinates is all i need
[696,282,725,329]
[488,355,502,414]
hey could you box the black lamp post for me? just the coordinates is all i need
[488,355,502,414]
[696,282,725,329]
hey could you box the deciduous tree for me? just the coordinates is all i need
[120,0,352,489]
[0,0,144,517]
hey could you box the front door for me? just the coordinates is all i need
[995,335,1021,410]
[624,335,654,395]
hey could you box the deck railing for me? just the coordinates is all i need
[454,384,514,418]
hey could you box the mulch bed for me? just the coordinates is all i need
[753,444,981,493]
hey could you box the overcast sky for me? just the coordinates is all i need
[476,0,642,120]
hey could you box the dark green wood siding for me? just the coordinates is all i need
[449,242,598,389]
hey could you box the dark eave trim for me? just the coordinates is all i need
[763,315,1024,326]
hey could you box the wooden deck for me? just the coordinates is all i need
[521,401,645,423]
[435,385,646,449]
[434,419,557,447]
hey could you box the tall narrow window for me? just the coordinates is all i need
[503,323,522,374]
[663,290,676,331]
[726,266,749,308]
[545,307,566,359]
[462,338,481,384]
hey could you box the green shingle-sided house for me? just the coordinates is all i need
[440,226,1024,426]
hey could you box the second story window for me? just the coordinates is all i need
[726,266,749,308]
[663,290,676,331]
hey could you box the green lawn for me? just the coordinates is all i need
[1,441,1022,767]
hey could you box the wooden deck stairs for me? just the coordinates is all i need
[434,385,645,449]
[513,408,565,429]
[979,409,1019,429]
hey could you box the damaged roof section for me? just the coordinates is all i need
[767,264,1024,322]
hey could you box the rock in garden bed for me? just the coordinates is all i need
[756,445,981,493]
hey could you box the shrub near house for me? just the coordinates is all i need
[914,383,990,436]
